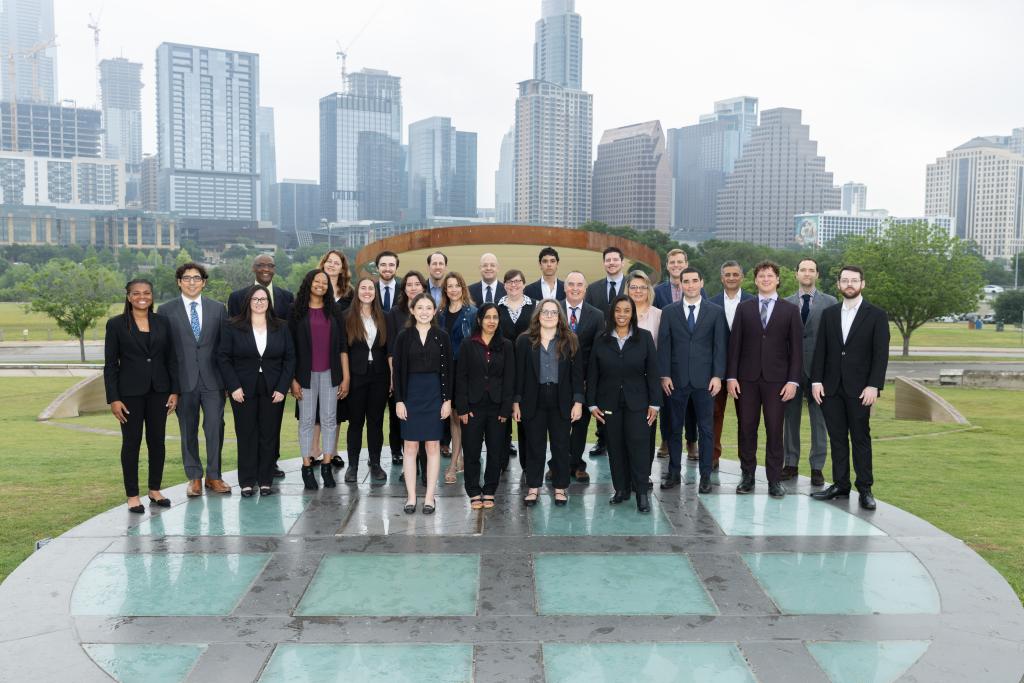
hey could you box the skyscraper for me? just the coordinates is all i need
[406,117,477,220]
[0,101,101,157]
[925,134,1024,259]
[270,179,319,233]
[100,58,143,204]
[716,108,840,248]
[841,182,867,215]
[514,1,592,228]
[667,96,758,235]
[494,127,514,222]
[155,43,260,221]
[452,131,477,218]
[257,107,277,222]
[319,68,403,222]
[592,121,670,232]
[0,0,57,104]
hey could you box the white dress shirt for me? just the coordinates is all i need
[541,278,559,300]
[722,291,742,330]
[363,315,378,362]
[253,328,267,370]
[841,295,863,343]
[479,280,498,304]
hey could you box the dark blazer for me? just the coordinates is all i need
[498,299,535,345]
[377,278,401,312]
[385,307,410,357]
[657,300,728,389]
[392,326,453,403]
[584,277,626,314]
[454,336,515,417]
[103,313,180,402]
[437,304,477,358]
[726,296,803,384]
[524,278,565,302]
[216,322,296,397]
[513,334,584,420]
[342,316,389,378]
[811,299,889,397]
[227,283,294,321]
[564,300,603,372]
[586,328,662,412]
[653,281,708,309]
[709,291,755,325]
[468,280,505,306]
[786,289,838,378]
[289,305,345,387]
[157,296,227,392]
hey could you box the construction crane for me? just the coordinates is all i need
[335,42,348,90]
[24,38,57,104]
[3,37,57,152]
[88,10,102,108]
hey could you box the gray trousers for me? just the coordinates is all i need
[177,388,225,480]
[298,370,337,460]
[783,375,827,471]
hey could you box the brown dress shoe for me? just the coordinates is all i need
[186,479,202,497]
[780,465,799,481]
[657,441,669,458]
[574,469,590,483]
[205,478,232,494]
[810,469,825,486]
[686,441,698,461]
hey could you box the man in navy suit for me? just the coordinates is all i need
[468,252,506,306]
[524,246,565,301]
[375,251,400,312]
[227,254,294,321]
[726,260,802,498]
[709,261,754,473]
[658,268,727,493]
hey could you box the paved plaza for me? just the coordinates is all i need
[1,450,1022,682]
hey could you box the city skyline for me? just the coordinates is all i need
[47,0,1024,218]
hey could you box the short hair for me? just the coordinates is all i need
[375,250,399,267]
[720,260,743,274]
[627,270,655,306]
[797,257,820,271]
[252,253,275,266]
[666,248,688,261]
[427,251,448,266]
[752,260,780,278]
[681,266,703,280]
[538,246,560,262]
[602,246,624,259]
[503,268,526,284]
[564,270,586,283]
[176,262,208,280]
[838,264,865,280]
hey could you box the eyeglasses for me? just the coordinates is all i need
[254,263,275,270]
[179,275,204,283]
[539,309,560,317]
[838,279,862,285]
[251,297,269,304]
[627,285,647,292]
[505,280,524,286]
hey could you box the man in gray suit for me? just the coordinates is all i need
[782,258,837,486]
[158,262,231,497]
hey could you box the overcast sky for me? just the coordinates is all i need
[53,0,1024,217]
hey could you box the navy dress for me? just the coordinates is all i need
[393,326,452,441]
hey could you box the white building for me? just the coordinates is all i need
[794,211,952,248]
[0,151,124,209]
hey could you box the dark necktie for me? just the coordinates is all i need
[485,285,493,304]
[608,280,617,302]
[801,293,810,324]
[760,299,770,329]
[569,307,578,331]
[383,285,392,311]
[687,304,695,332]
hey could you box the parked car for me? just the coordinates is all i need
[983,284,1005,295]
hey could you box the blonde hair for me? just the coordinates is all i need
[627,270,655,306]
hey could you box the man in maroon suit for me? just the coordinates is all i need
[726,261,802,497]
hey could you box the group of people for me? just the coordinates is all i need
[103,243,888,516]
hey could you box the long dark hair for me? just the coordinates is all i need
[527,298,578,358]
[405,292,438,329]
[345,277,387,346]
[231,284,281,330]
[292,269,335,324]
[122,278,154,327]
[603,294,638,338]
[397,270,430,314]
[471,303,503,349]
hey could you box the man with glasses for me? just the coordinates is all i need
[228,253,294,321]
[159,263,230,497]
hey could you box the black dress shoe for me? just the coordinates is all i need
[370,463,387,481]
[780,465,798,481]
[609,491,630,504]
[698,475,711,494]
[404,501,417,514]
[811,484,851,500]
[589,442,606,456]
[259,486,274,496]
[660,475,680,490]
[149,496,171,508]
[508,444,517,456]
[859,491,877,510]
[301,465,318,490]
[240,487,254,498]
[128,503,145,514]
[735,476,755,494]
[344,467,357,483]
[635,490,650,513]
[768,481,786,498]
[391,455,403,466]
[422,502,436,515]
[331,454,345,468]
[810,469,825,486]
[321,463,337,488]
[272,467,286,478]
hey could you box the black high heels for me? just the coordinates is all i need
[321,463,337,488]
[301,464,318,490]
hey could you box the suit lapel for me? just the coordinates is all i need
[845,302,869,346]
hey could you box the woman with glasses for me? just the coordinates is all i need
[628,270,663,476]
[438,271,477,484]
[497,269,535,471]
[218,285,295,497]
[513,299,583,507]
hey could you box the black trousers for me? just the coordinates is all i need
[231,374,285,488]
[387,392,402,460]
[524,385,571,488]
[568,407,591,472]
[347,366,389,470]
[821,390,874,491]
[606,393,652,494]
[462,400,505,497]
[119,392,169,497]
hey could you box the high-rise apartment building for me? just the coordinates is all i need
[841,182,867,215]
[667,96,758,235]
[155,43,260,221]
[925,134,1024,259]
[100,58,143,204]
[319,68,403,222]
[0,0,57,104]
[0,151,124,209]
[494,127,514,223]
[0,101,101,158]
[406,117,476,220]
[257,106,277,222]
[514,1,592,227]
[270,179,319,233]
[592,121,670,232]
[140,154,158,211]
[716,108,840,248]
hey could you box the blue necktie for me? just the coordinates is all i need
[383,285,391,311]
[687,304,695,332]
[189,301,201,342]
[801,294,810,324]
[485,285,493,304]
[760,299,770,329]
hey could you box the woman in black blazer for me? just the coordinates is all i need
[104,278,179,513]
[341,277,390,483]
[497,269,535,470]
[512,299,583,507]
[454,304,514,509]
[587,295,661,512]
[218,284,296,496]
[385,270,429,476]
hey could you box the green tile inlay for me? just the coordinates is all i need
[544,643,756,682]
[259,644,473,682]
[130,495,311,536]
[82,644,205,683]
[529,493,674,536]
[535,554,716,615]
[296,554,479,616]
[807,641,930,683]
[701,494,885,536]
[743,552,940,615]
[71,553,269,616]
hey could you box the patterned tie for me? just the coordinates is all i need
[801,294,810,324]
[383,285,391,312]
[687,304,696,332]
[608,280,617,302]
[570,307,578,331]
[760,299,770,329]
[189,301,201,341]
[485,285,493,304]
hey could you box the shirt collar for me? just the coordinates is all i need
[612,328,633,341]
[758,294,777,304]
[843,295,863,311]
[182,293,201,306]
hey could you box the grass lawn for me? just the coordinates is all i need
[0,302,121,342]
[895,322,1024,349]
[0,377,1022,603]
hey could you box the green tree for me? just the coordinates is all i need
[19,260,121,361]
[221,244,249,262]
[841,221,985,356]
[993,290,1024,326]
[174,247,194,266]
